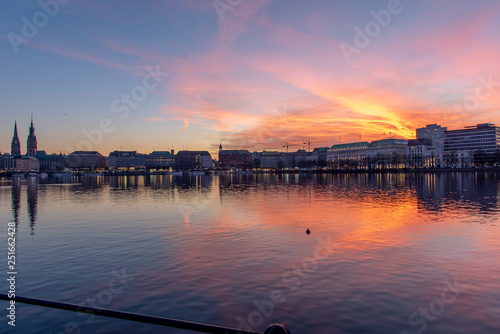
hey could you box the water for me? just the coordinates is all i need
[1,172,499,334]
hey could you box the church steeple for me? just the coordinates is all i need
[27,113,37,157]
[11,121,21,157]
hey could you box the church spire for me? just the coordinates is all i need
[27,114,37,157]
[11,121,21,157]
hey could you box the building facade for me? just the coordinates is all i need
[66,151,107,171]
[327,142,369,169]
[260,151,280,169]
[3,156,40,172]
[218,146,251,169]
[36,151,66,172]
[443,123,500,166]
[108,151,147,171]
[367,139,408,169]
[407,138,435,168]
[146,151,175,170]
[175,151,212,170]
[417,124,447,150]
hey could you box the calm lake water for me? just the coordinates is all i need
[1,172,500,334]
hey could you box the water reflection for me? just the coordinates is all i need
[409,172,499,212]
[11,177,21,226]
[27,178,38,234]
[3,172,500,334]
[8,172,499,237]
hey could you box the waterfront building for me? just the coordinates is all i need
[407,138,435,168]
[108,151,147,171]
[327,142,369,169]
[309,147,329,167]
[251,151,262,168]
[438,150,473,168]
[175,151,212,170]
[417,124,447,150]
[367,139,408,169]
[280,152,295,168]
[294,149,309,168]
[3,155,40,172]
[36,151,65,172]
[218,145,251,169]
[146,151,175,170]
[0,153,9,171]
[443,123,500,166]
[66,151,107,171]
[260,151,280,169]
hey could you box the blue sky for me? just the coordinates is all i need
[1,0,500,156]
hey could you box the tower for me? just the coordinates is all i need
[11,121,21,157]
[218,142,223,167]
[27,114,37,157]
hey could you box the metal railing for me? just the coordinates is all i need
[0,294,290,334]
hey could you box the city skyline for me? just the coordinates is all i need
[4,117,497,158]
[2,1,500,157]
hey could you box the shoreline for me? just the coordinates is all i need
[1,167,500,178]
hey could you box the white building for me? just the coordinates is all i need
[407,138,435,168]
[327,142,369,169]
[367,139,408,169]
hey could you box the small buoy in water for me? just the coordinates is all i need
[306,229,310,234]
[265,324,291,334]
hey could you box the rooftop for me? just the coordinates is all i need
[330,142,369,150]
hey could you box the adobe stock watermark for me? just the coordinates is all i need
[65,65,169,159]
[339,0,412,64]
[400,278,466,334]
[178,198,211,225]
[255,106,287,148]
[235,235,336,333]
[213,0,244,21]
[48,267,135,334]
[443,75,500,124]
[8,0,71,54]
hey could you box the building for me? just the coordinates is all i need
[280,152,295,168]
[66,151,107,171]
[417,124,447,150]
[146,151,175,170]
[294,149,309,168]
[444,123,500,166]
[327,142,369,169]
[260,151,280,169]
[36,151,65,172]
[407,138,435,168]
[108,151,147,171]
[251,151,262,168]
[309,147,329,167]
[367,139,408,169]
[218,145,251,169]
[439,150,473,168]
[26,114,38,157]
[175,151,212,170]
[3,156,40,172]
[11,122,21,157]
[0,153,8,171]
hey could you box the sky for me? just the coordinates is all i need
[1,0,500,157]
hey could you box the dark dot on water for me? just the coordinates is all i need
[306,229,310,235]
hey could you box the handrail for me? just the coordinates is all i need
[0,294,290,334]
